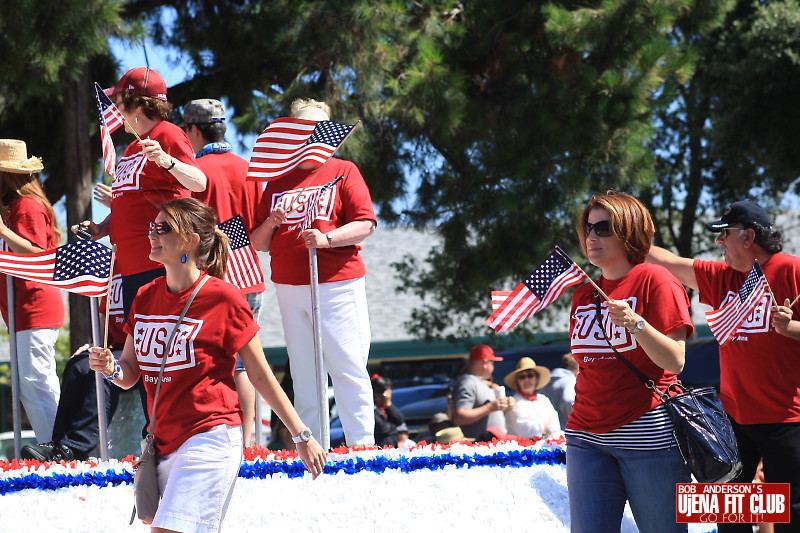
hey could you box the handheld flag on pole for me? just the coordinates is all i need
[217,214,265,291]
[247,118,357,182]
[93,82,125,177]
[486,246,586,332]
[291,176,345,233]
[0,239,112,297]
[706,261,769,345]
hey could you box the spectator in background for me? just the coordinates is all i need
[504,357,561,438]
[539,352,578,428]
[251,98,377,446]
[0,139,63,444]
[451,345,515,440]
[415,412,455,444]
[372,375,407,447]
[181,98,266,447]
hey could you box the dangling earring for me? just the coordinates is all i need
[180,254,188,264]
[135,115,139,124]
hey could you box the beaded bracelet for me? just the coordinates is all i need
[102,358,121,381]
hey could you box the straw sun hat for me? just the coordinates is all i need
[0,139,44,174]
[503,357,551,390]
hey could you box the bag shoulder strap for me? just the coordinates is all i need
[593,294,657,388]
[147,275,210,439]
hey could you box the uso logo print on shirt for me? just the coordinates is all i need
[270,184,337,226]
[716,290,771,337]
[571,297,639,361]
[113,152,148,192]
[133,313,203,372]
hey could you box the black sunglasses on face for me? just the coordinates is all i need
[149,221,173,235]
[584,220,612,238]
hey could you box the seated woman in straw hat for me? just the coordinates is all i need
[503,358,561,439]
[0,139,64,444]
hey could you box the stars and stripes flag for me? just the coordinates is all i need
[290,176,344,233]
[247,117,356,182]
[0,239,112,297]
[706,261,770,345]
[93,82,125,177]
[217,214,264,291]
[486,246,586,333]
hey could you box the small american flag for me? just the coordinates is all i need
[0,239,112,297]
[292,176,344,233]
[94,82,125,177]
[706,261,769,345]
[486,246,586,333]
[217,214,264,291]
[247,117,356,182]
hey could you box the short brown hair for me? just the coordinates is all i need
[576,191,654,264]
[119,90,173,121]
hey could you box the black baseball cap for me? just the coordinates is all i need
[705,200,772,232]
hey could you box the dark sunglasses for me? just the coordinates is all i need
[149,221,173,235]
[584,220,612,238]
[719,227,746,239]
[517,372,537,380]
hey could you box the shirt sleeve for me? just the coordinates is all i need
[453,378,478,410]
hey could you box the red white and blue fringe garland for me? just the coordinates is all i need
[0,436,565,496]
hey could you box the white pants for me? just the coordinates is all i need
[15,328,60,443]
[276,277,375,445]
[153,424,243,533]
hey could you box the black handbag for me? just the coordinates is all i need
[594,299,741,483]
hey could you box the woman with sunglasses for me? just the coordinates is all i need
[89,198,326,532]
[503,357,561,438]
[566,191,693,533]
[75,67,206,319]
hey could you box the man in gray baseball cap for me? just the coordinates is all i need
[181,97,266,447]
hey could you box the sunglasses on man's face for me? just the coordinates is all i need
[517,372,537,380]
[149,221,173,235]
[584,220,613,238]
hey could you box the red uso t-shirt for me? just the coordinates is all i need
[694,254,800,424]
[193,151,263,232]
[254,158,376,285]
[568,263,693,433]
[125,274,259,455]
[110,121,194,276]
[193,151,266,294]
[0,196,64,330]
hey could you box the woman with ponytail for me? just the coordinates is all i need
[89,198,326,532]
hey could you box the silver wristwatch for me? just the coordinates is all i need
[629,317,646,334]
[291,428,313,444]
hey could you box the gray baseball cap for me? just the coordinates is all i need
[182,99,226,124]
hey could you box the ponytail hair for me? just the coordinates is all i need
[159,197,229,279]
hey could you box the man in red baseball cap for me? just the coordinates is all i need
[451,345,515,440]
[105,67,168,101]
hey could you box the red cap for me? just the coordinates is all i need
[105,67,167,101]
[469,344,503,361]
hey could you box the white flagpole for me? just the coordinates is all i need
[90,296,109,461]
[309,249,330,449]
[6,275,22,459]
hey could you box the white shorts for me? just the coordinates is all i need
[152,424,243,533]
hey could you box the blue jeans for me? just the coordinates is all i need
[567,435,690,533]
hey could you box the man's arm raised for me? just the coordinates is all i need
[646,246,699,291]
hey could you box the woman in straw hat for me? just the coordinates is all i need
[566,191,692,533]
[503,357,561,438]
[0,139,64,443]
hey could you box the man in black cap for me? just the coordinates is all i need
[648,200,800,532]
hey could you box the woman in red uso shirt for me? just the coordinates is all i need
[0,139,64,444]
[89,198,325,531]
[566,192,693,533]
